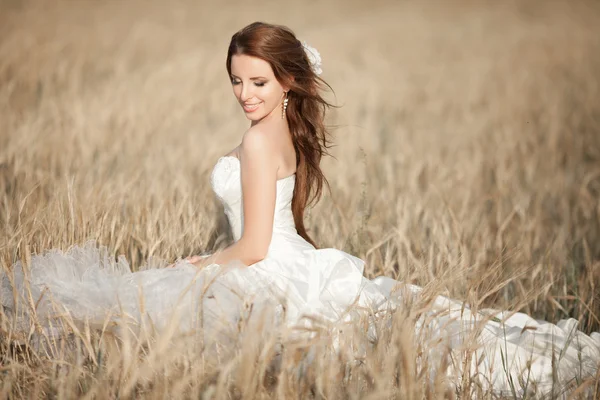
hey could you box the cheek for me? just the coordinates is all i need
[232,85,241,99]
[263,86,280,104]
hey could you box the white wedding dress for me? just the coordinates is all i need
[2,155,599,397]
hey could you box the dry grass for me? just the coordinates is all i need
[1,0,600,398]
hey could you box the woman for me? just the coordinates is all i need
[2,22,599,397]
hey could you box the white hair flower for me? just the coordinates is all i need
[302,41,322,76]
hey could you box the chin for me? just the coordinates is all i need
[245,113,265,121]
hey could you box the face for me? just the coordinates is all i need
[230,54,287,122]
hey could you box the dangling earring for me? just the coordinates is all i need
[282,91,288,119]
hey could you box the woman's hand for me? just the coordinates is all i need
[185,255,205,264]
[167,255,212,268]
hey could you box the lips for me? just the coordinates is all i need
[243,102,262,113]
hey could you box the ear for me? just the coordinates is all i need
[282,76,295,92]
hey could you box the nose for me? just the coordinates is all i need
[239,82,253,102]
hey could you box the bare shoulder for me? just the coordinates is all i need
[240,126,276,157]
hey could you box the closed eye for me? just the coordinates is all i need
[230,79,266,87]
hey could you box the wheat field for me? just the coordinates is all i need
[1,0,600,398]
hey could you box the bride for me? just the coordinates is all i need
[2,21,599,397]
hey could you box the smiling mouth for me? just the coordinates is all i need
[243,102,262,112]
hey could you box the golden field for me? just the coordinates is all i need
[1,0,599,398]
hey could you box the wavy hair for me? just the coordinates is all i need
[226,22,334,248]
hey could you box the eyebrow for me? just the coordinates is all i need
[230,74,267,80]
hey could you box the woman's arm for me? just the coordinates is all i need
[195,128,278,267]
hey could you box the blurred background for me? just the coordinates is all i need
[1,0,600,332]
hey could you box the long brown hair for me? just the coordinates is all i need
[226,22,334,248]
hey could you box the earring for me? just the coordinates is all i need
[282,91,288,119]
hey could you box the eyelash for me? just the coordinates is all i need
[231,80,266,87]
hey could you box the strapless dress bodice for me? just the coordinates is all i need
[210,156,297,244]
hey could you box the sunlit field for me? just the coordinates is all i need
[1,0,600,398]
